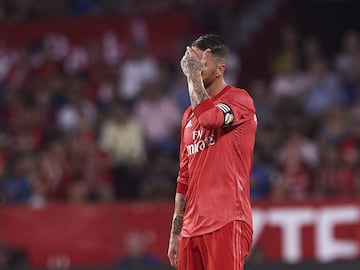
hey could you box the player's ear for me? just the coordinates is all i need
[215,63,226,78]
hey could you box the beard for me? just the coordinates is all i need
[202,73,216,89]
[201,69,216,89]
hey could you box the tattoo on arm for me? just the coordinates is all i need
[171,216,183,235]
[171,194,186,235]
[180,47,210,108]
[188,74,210,108]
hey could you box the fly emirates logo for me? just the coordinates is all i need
[186,130,215,156]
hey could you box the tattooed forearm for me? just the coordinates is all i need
[180,46,211,108]
[171,216,183,235]
[188,74,210,108]
[171,193,186,235]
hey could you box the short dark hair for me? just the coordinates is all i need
[191,34,229,59]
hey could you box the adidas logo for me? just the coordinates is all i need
[185,119,192,128]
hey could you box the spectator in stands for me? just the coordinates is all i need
[134,81,181,156]
[301,36,324,70]
[270,52,308,101]
[303,57,345,117]
[0,153,34,204]
[250,152,271,200]
[336,103,360,196]
[138,150,177,199]
[100,100,146,199]
[249,78,274,129]
[318,105,349,147]
[5,49,31,91]
[270,25,301,76]
[314,145,358,198]
[119,41,158,104]
[68,129,113,202]
[36,139,71,201]
[335,30,360,82]
[271,126,318,200]
[67,0,101,16]
[56,76,97,136]
[335,30,360,105]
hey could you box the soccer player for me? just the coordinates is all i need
[167,34,257,270]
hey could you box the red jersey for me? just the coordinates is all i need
[176,85,257,237]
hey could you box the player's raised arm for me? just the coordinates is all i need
[180,46,211,108]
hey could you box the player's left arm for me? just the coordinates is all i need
[194,93,257,130]
[193,99,234,129]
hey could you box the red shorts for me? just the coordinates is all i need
[178,221,252,270]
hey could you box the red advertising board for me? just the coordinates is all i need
[252,200,360,263]
[0,202,174,267]
[0,200,359,267]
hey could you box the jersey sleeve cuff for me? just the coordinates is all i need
[176,181,188,194]
[193,99,214,117]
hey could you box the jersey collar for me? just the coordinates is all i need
[212,85,231,101]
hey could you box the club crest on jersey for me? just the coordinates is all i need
[216,103,234,127]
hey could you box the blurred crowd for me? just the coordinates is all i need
[0,0,359,207]
[0,32,186,205]
[251,26,360,201]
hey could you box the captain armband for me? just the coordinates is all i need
[216,103,234,127]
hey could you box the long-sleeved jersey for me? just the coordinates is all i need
[176,85,257,237]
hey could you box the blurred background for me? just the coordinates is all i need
[0,0,359,269]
